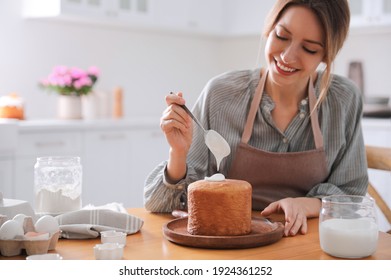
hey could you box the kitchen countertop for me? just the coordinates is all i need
[362,117,391,128]
[2,208,391,260]
[0,118,161,132]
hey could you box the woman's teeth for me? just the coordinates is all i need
[277,61,296,72]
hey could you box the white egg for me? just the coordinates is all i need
[35,215,59,234]
[13,214,27,226]
[0,220,24,240]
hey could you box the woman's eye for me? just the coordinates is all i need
[275,32,288,41]
[303,47,317,54]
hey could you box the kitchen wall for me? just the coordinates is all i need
[0,0,390,121]
[0,0,224,120]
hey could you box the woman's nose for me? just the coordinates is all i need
[281,44,298,64]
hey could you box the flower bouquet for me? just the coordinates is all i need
[40,66,100,119]
[40,66,100,96]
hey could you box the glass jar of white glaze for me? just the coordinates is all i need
[319,195,378,258]
[34,156,82,215]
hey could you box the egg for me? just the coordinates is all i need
[35,215,59,234]
[12,213,27,226]
[0,220,24,240]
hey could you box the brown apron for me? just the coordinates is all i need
[228,69,328,210]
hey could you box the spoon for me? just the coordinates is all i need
[170,93,231,171]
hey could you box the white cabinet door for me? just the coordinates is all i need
[24,0,154,27]
[114,0,152,23]
[350,0,371,27]
[82,129,135,207]
[361,118,391,232]
[24,0,105,18]
[129,127,168,207]
[186,0,223,35]
[350,0,391,28]
[222,0,274,36]
[82,126,167,208]
[16,132,82,157]
[379,0,391,24]
[62,0,106,17]
[151,0,190,31]
[0,160,13,199]
[14,158,35,204]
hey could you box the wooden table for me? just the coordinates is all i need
[2,208,391,260]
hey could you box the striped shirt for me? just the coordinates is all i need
[144,68,368,212]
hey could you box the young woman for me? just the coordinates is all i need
[144,0,368,236]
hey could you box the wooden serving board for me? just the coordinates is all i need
[162,217,284,249]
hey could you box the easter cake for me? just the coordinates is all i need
[187,175,252,236]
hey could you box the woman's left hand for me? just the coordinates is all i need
[260,197,321,237]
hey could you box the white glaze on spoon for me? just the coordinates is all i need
[171,92,231,171]
[204,130,231,171]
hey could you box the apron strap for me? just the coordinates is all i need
[308,76,324,149]
[242,69,268,144]
[241,69,323,149]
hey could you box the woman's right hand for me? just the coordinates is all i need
[160,92,193,182]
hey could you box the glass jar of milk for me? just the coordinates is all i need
[319,195,378,258]
[34,156,82,215]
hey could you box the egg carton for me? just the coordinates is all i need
[0,215,60,257]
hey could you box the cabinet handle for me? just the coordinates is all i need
[35,141,65,148]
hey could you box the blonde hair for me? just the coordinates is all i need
[263,0,350,105]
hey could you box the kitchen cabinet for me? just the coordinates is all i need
[82,129,135,207]
[0,121,17,199]
[128,127,168,207]
[23,0,152,25]
[350,0,391,29]
[82,124,167,208]
[156,0,224,35]
[0,160,13,198]
[222,0,274,36]
[23,0,220,35]
[22,0,273,36]
[9,120,167,209]
[361,118,391,232]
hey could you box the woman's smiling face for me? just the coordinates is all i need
[265,5,325,87]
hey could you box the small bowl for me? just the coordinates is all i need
[26,253,63,260]
[94,243,124,260]
[100,230,126,246]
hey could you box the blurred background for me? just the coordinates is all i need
[0,0,390,119]
[0,0,390,231]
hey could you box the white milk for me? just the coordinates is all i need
[319,218,378,258]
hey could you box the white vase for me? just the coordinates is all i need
[82,92,99,120]
[57,95,82,119]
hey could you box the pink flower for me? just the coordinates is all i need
[63,74,72,86]
[40,65,99,96]
[74,76,92,89]
[70,67,87,79]
[87,66,100,77]
[48,74,60,86]
[53,65,68,76]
